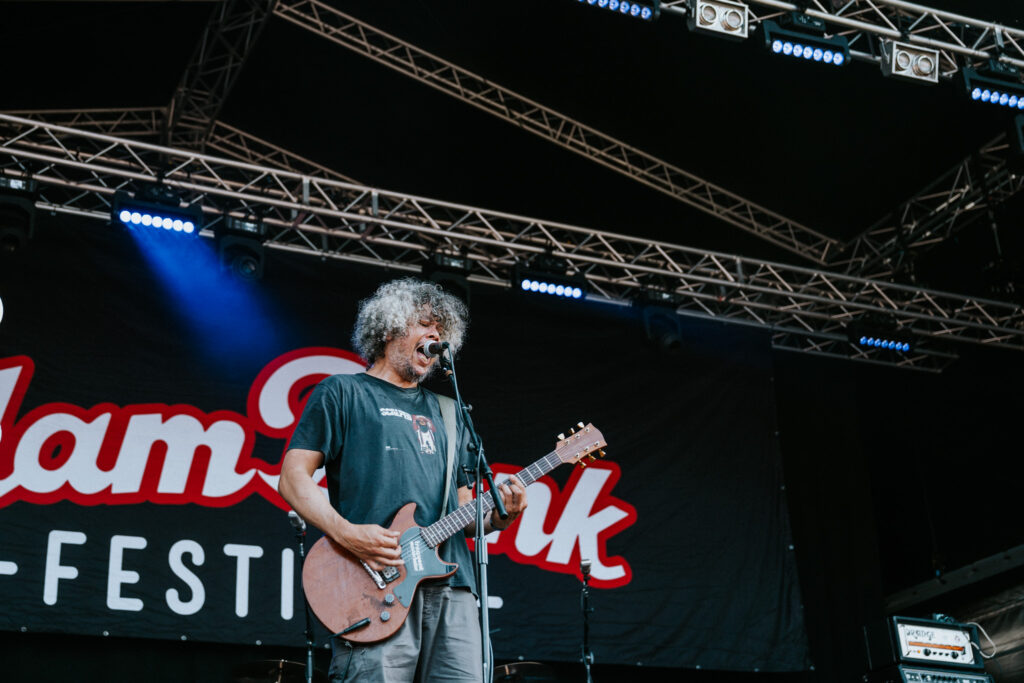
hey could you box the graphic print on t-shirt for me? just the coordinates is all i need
[377,406,438,455]
[411,414,436,455]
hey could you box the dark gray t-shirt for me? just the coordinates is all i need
[288,372,476,593]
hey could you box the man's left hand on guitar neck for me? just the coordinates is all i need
[459,474,528,535]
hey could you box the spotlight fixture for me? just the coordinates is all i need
[846,316,915,353]
[577,0,660,22]
[423,251,471,305]
[513,258,587,301]
[762,13,849,67]
[687,0,748,40]
[634,293,684,352]
[880,40,939,84]
[214,215,266,281]
[0,176,38,254]
[112,186,203,236]
[963,60,1024,110]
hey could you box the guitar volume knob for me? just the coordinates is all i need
[380,611,391,622]
[384,593,395,605]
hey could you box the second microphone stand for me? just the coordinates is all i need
[438,344,506,683]
[289,512,316,683]
[581,559,594,683]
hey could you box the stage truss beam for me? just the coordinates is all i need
[5,115,1024,371]
[168,0,277,149]
[271,0,840,266]
[839,133,1024,278]
[2,108,358,183]
[270,0,1024,277]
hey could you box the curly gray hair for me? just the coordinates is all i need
[352,278,469,362]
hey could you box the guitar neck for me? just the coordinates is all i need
[420,449,561,548]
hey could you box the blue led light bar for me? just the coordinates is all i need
[578,0,659,21]
[513,263,588,301]
[112,190,203,236]
[857,336,911,352]
[963,66,1024,110]
[519,278,585,299]
[762,19,849,67]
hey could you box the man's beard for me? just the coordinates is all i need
[391,350,438,385]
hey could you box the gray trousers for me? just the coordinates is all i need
[328,585,483,682]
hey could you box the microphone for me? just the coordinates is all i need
[422,340,449,357]
[288,510,307,532]
[581,558,591,579]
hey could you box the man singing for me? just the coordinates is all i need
[279,278,527,682]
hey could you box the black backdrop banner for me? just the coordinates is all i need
[0,216,809,671]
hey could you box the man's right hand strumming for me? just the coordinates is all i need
[337,520,404,571]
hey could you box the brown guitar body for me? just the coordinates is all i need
[302,502,457,644]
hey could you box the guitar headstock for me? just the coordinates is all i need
[554,422,607,468]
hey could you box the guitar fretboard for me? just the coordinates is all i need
[420,449,563,548]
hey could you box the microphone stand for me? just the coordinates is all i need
[289,512,315,683]
[581,559,594,683]
[439,344,506,683]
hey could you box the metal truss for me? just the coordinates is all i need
[2,108,357,183]
[5,115,1024,371]
[268,0,1024,275]
[271,0,840,265]
[662,0,1024,73]
[839,133,1024,278]
[168,0,277,149]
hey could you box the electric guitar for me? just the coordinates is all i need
[301,422,608,643]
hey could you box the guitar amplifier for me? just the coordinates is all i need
[863,665,994,683]
[864,616,984,672]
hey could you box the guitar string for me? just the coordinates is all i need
[397,447,585,553]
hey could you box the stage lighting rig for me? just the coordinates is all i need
[686,0,748,41]
[880,41,939,84]
[634,291,684,352]
[963,60,1024,110]
[0,176,38,254]
[214,215,266,281]
[513,256,587,301]
[576,0,660,22]
[423,251,471,305]
[112,185,203,236]
[762,13,848,68]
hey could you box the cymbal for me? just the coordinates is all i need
[494,661,556,681]
[232,659,327,683]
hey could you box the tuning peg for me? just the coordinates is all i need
[598,450,606,458]
[557,433,565,441]
[587,454,596,462]
[568,427,575,435]
[578,461,587,468]
[577,422,585,430]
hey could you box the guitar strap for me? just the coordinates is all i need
[437,394,457,518]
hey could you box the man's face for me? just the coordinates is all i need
[383,313,442,384]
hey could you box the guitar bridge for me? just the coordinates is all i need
[359,561,387,589]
